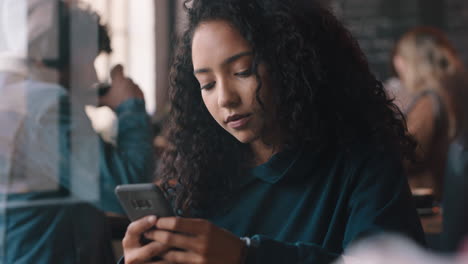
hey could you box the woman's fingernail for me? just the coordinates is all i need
[147,215,157,223]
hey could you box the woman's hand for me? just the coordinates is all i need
[122,215,170,264]
[144,217,246,264]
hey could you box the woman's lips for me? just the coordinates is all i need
[227,114,251,129]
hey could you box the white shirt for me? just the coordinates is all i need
[0,57,100,199]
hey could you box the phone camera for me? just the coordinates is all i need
[131,199,152,209]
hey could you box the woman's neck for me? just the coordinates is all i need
[250,139,281,166]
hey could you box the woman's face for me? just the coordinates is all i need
[393,54,411,90]
[191,20,274,144]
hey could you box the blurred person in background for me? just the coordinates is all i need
[393,27,467,201]
[383,76,412,113]
[0,0,154,263]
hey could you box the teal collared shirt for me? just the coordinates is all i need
[208,143,425,263]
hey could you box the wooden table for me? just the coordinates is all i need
[420,212,443,234]
[419,209,443,250]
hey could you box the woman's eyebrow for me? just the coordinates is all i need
[194,68,210,75]
[222,51,253,65]
[193,51,253,75]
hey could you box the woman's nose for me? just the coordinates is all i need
[217,80,241,108]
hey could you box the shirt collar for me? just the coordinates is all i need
[230,145,307,189]
[250,147,303,184]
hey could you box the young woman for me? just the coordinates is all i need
[121,0,425,263]
[393,27,467,200]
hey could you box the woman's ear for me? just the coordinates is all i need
[440,49,460,75]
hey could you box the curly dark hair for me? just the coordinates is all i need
[158,0,416,215]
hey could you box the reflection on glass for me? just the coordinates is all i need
[0,0,155,263]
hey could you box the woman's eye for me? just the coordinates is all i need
[201,82,215,90]
[234,69,252,77]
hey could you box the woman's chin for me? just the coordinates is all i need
[235,136,253,144]
[231,132,257,144]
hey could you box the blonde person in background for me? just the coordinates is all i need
[393,27,468,201]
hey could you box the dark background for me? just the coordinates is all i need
[322,0,468,81]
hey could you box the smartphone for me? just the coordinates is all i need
[115,183,174,221]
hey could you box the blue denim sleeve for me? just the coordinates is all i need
[99,98,155,214]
